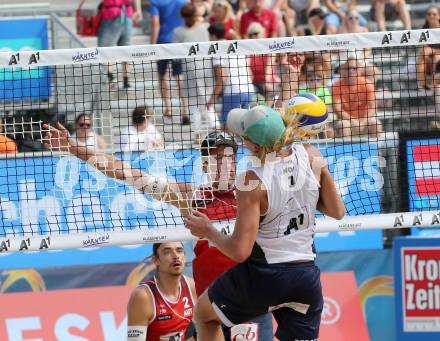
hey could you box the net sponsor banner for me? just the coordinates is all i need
[0,244,155,270]
[0,18,50,100]
[394,237,440,340]
[0,272,367,341]
[0,29,438,67]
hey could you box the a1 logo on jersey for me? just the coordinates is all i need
[230,323,259,341]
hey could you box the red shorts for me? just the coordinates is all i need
[193,241,237,297]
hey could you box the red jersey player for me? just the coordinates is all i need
[191,132,273,341]
[192,132,239,297]
[127,242,196,341]
[44,126,273,340]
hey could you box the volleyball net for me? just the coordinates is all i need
[1,29,440,252]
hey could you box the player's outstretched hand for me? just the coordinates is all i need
[42,122,71,152]
[184,210,214,239]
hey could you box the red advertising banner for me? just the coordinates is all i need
[401,247,440,331]
[0,272,368,341]
[319,272,369,341]
[272,271,369,341]
[0,286,131,341]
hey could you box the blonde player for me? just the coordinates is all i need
[185,105,345,341]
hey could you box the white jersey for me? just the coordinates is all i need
[249,144,320,264]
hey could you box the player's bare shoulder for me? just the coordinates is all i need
[127,285,154,325]
[185,276,197,299]
[236,170,262,193]
[303,143,327,180]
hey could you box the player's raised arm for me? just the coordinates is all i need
[43,122,191,216]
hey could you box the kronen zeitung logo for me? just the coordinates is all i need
[404,251,440,311]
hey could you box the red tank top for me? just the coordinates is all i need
[192,187,238,296]
[101,0,133,20]
[143,276,195,341]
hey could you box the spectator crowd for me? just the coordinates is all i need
[143,0,419,142]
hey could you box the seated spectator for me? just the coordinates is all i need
[263,0,295,37]
[229,0,248,23]
[332,58,383,138]
[338,8,369,33]
[298,7,330,36]
[191,0,214,22]
[303,51,332,80]
[240,0,278,38]
[71,114,106,151]
[247,22,279,106]
[174,3,217,139]
[323,0,368,34]
[0,118,17,154]
[422,6,440,29]
[416,6,440,90]
[209,0,238,39]
[287,0,319,28]
[340,50,381,85]
[299,63,332,107]
[119,107,164,152]
[174,4,210,42]
[207,23,255,128]
[370,0,411,32]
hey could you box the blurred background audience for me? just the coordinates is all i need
[71,114,107,151]
[119,106,164,151]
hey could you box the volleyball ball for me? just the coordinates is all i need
[286,93,328,137]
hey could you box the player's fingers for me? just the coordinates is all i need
[55,122,67,131]
[184,216,195,225]
[191,210,205,218]
[43,124,56,133]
